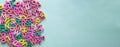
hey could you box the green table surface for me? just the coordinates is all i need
[0,0,120,47]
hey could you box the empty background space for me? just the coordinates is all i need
[0,0,120,47]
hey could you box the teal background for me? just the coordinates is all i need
[0,0,120,47]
